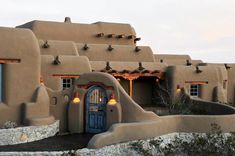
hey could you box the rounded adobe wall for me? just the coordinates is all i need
[88,114,235,149]
[68,72,158,133]
[167,65,228,103]
[0,27,41,125]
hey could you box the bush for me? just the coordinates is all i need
[130,123,235,156]
[2,121,17,129]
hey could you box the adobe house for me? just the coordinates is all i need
[0,17,235,148]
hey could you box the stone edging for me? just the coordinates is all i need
[0,120,59,146]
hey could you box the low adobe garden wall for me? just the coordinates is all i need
[0,120,59,146]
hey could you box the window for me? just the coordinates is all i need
[62,78,73,90]
[223,80,227,89]
[190,84,200,97]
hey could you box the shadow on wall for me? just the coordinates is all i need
[191,98,235,115]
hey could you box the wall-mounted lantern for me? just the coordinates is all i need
[108,93,117,105]
[72,92,80,104]
[40,77,44,85]
[176,85,181,92]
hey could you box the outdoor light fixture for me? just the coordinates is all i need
[108,93,117,105]
[176,85,181,92]
[40,77,44,85]
[73,92,80,104]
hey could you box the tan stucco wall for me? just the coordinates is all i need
[154,54,203,66]
[227,64,235,105]
[132,77,156,106]
[77,43,155,62]
[38,40,79,56]
[88,114,235,148]
[67,72,158,133]
[0,27,41,126]
[167,65,228,103]
[41,55,91,90]
[17,20,136,45]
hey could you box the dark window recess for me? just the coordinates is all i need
[190,84,199,97]
[223,80,227,89]
[62,78,73,90]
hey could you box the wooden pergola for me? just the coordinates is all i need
[102,70,165,98]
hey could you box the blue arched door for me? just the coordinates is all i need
[85,86,107,133]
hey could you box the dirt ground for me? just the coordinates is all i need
[0,133,94,151]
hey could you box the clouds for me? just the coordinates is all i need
[0,0,234,63]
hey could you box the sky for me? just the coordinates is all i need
[0,0,234,63]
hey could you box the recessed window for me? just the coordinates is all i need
[62,78,73,90]
[190,84,200,97]
[223,80,227,89]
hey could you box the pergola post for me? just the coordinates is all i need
[129,79,133,98]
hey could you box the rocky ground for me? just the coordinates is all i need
[2,131,235,156]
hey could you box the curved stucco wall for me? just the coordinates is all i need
[167,65,228,103]
[0,120,59,146]
[88,114,235,149]
[0,27,41,126]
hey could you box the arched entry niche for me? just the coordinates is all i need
[85,85,108,133]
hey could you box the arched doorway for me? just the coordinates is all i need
[85,86,107,133]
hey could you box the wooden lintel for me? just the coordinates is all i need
[77,82,114,90]
[52,74,80,78]
[185,81,208,84]
[0,59,21,63]
[112,72,164,80]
